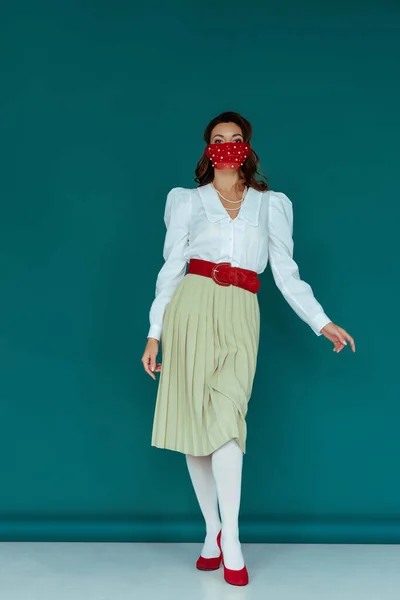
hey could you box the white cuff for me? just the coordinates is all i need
[311,313,332,336]
[147,325,162,341]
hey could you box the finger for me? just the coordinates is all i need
[150,355,156,373]
[142,357,156,380]
[335,331,348,347]
[333,339,344,352]
[146,364,156,380]
[143,353,156,372]
[347,335,356,352]
[341,330,356,352]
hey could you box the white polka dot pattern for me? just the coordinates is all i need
[205,141,251,169]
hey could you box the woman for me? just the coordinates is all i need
[141,111,355,586]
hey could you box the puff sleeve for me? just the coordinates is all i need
[267,191,332,336]
[147,187,191,341]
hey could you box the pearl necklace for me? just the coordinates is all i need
[211,182,247,210]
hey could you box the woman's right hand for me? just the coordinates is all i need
[142,338,162,380]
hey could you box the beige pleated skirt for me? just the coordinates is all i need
[151,272,260,456]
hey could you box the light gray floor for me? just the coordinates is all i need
[0,541,399,599]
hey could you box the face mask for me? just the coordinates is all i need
[205,141,251,170]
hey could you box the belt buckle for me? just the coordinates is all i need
[211,262,231,286]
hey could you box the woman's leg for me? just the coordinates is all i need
[185,453,222,558]
[211,439,245,570]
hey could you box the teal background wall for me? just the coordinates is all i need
[0,1,399,542]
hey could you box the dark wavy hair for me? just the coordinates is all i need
[194,111,269,192]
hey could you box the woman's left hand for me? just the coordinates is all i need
[320,322,356,353]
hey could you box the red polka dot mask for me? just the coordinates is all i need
[205,141,251,170]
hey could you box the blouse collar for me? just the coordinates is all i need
[197,183,262,226]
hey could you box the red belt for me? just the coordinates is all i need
[187,258,260,294]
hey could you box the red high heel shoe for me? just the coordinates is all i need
[217,530,249,586]
[196,530,222,571]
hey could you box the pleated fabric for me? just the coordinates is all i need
[151,273,260,456]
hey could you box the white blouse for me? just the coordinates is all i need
[148,183,332,341]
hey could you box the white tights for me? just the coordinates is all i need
[185,439,245,570]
